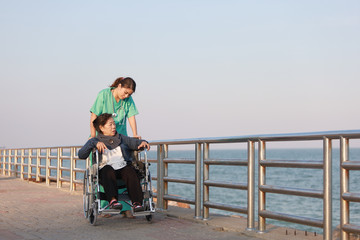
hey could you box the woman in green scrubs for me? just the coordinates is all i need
[90,77,140,138]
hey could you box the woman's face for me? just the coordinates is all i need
[116,85,133,100]
[99,118,117,136]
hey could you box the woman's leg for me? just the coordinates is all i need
[99,165,118,202]
[119,165,143,204]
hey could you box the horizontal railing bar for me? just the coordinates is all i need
[48,166,57,170]
[259,210,323,228]
[342,161,360,170]
[260,185,323,198]
[59,167,70,171]
[260,160,323,169]
[204,201,247,214]
[164,195,195,205]
[163,158,195,164]
[204,159,247,166]
[342,192,360,202]
[59,177,70,182]
[149,130,360,145]
[204,180,247,190]
[343,224,360,234]
[164,177,195,184]
[73,168,86,173]
[73,179,83,184]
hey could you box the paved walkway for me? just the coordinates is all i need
[0,175,323,240]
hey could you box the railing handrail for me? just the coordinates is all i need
[149,129,360,145]
[2,129,360,151]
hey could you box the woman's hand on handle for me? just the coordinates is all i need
[138,141,150,151]
[96,141,107,153]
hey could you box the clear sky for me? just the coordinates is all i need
[1,1,359,148]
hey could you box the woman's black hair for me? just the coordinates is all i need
[110,77,136,92]
[92,113,113,134]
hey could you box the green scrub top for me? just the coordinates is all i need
[90,88,139,136]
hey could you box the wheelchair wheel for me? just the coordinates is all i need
[88,203,98,225]
[146,214,152,222]
[83,169,90,218]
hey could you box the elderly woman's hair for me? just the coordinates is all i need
[110,77,136,92]
[93,113,113,134]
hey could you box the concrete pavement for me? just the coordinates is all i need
[0,175,323,240]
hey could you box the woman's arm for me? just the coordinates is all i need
[90,112,97,138]
[120,134,149,151]
[128,115,140,139]
[78,138,99,159]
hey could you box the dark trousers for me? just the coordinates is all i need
[99,165,143,204]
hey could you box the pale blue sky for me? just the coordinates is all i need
[1,1,359,148]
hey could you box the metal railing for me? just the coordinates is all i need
[0,146,85,191]
[1,130,360,240]
[340,136,360,239]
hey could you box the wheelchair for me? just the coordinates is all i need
[83,149,155,225]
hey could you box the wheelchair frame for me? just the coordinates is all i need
[83,149,155,225]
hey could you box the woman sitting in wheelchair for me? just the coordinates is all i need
[78,113,150,212]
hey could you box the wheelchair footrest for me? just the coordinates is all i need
[101,209,122,214]
[133,210,155,217]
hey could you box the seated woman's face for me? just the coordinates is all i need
[99,118,117,136]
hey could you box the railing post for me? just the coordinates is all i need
[195,142,202,219]
[2,149,6,175]
[57,148,61,188]
[70,147,75,191]
[323,137,332,240]
[340,137,349,240]
[8,149,11,176]
[203,142,210,220]
[156,144,165,210]
[1,149,4,175]
[0,149,3,175]
[46,148,50,185]
[20,149,24,180]
[258,140,266,233]
[8,150,10,176]
[164,144,168,209]
[27,149,31,180]
[247,140,255,231]
[13,150,18,177]
[36,149,40,182]
[10,150,14,176]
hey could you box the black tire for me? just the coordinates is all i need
[88,206,97,225]
[83,170,90,218]
[146,214,152,222]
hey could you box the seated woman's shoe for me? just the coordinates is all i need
[133,202,144,212]
[109,199,123,210]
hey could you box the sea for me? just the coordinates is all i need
[32,147,360,234]
[144,148,360,234]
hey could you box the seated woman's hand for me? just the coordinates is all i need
[96,141,107,153]
[138,141,150,151]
